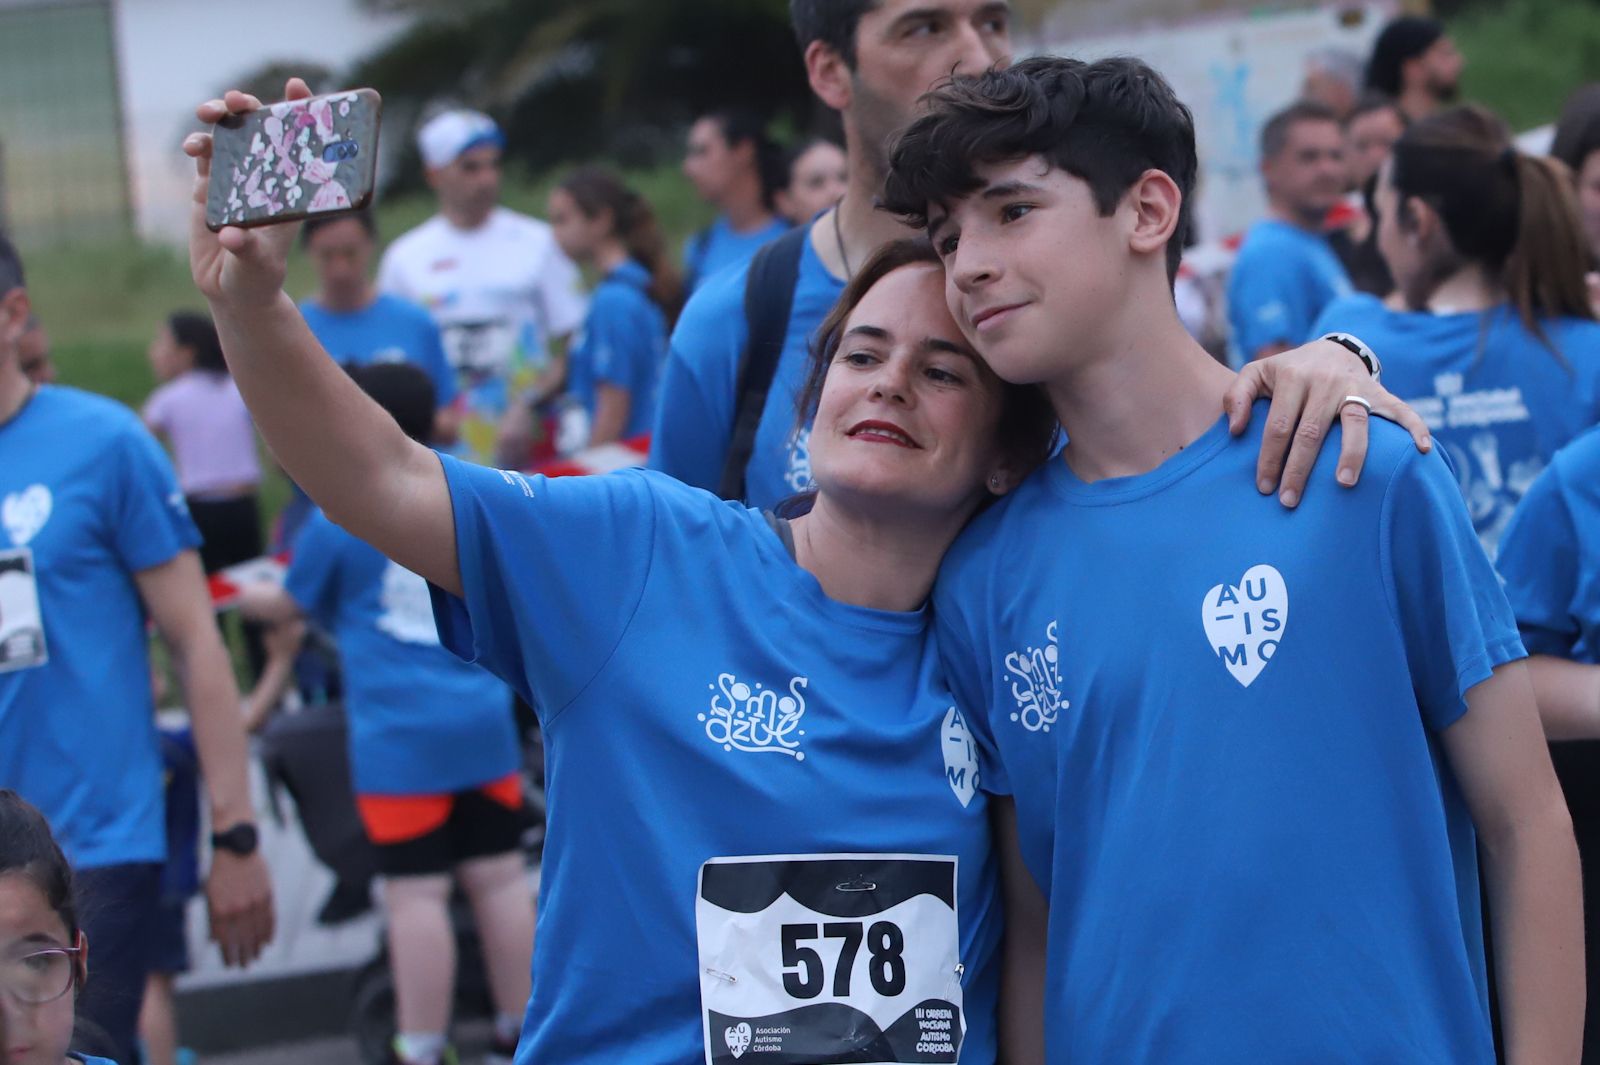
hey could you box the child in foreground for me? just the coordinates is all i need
[0,790,118,1065]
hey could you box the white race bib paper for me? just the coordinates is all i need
[696,853,963,1065]
[0,548,48,673]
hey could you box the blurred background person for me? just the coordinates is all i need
[1226,100,1353,363]
[238,363,531,1065]
[16,315,53,385]
[546,167,679,448]
[379,110,586,468]
[1300,46,1364,121]
[1364,15,1465,124]
[680,108,790,291]
[1312,103,1600,556]
[1550,83,1600,301]
[775,136,848,224]
[1326,92,1405,298]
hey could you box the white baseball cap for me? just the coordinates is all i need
[417,109,506,169]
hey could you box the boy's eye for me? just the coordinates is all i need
[937,233,959,257]
[1001,203,1033,223]
[908,18,943,37]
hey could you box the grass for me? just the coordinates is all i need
[1450,0,1600,133]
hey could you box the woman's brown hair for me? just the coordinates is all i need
[795,238,1058,484]
[556,166,684,324]
[1389,104,1594,352]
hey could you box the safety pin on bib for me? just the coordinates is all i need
[836,875,877,892]
[704,968,738,984]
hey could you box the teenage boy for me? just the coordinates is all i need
[0,233,274,1064]
[1226,100,1353,363]
[883,57,1582,1062]
[653,0,1399,509]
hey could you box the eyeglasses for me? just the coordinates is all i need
[1,943,82,1005]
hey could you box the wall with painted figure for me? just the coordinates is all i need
[1026,2,1395,244]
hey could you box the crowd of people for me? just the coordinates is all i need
[5,2,1600,1064]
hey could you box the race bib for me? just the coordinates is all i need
[441,319,520,382]
[697,854,963,1065]
[0,548,48,673]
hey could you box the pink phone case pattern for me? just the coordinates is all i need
[216,93,369,225]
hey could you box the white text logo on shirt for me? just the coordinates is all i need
[700,673,809,761]
[784,428,813,494]
[941,706,980,807]
[1201,563,1288,688]
[2,485,52,547]
[1004,620,1065,733]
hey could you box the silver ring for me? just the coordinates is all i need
[1339,394,1373,416]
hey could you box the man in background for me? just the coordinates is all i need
[1365,15,1465,123]
[379,110,586,467]
[681,109,790,291]
[1227,101,1354,363]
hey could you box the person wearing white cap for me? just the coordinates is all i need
[378,109,588,467]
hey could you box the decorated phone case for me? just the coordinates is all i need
[206,88,381,231]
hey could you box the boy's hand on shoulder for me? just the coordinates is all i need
[1225,338,1432,508]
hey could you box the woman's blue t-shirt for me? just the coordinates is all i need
[1311,294,1600,555]
[567,260,668,441]
[428,459,1000,1064]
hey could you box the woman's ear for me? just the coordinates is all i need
[985,465,1024,497]
[75,929,89,990]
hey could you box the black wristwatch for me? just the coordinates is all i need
[1320,332,1382,382]
[210,823,259,857]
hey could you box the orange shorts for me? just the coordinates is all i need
[356,774,526,876]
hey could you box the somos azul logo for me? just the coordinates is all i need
[700,673,809,761]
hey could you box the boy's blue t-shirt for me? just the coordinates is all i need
[685,215,792,292]
[428,459,1000,1065]
[286,507,517,796]
[1499,425,1600,662]
[650,230,844,508]
[567,260,667,441]
[0,387,201,869]
[933,407,1521,1065]
[1226,219,1352,363]
[300,294,459,407]
[1311,295,1600,556]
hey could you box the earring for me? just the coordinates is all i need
[988,474,1002,491]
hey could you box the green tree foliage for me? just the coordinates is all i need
[351,0,814,187]
[1450,0,1600,131]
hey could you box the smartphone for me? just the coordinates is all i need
[206,88,382,231]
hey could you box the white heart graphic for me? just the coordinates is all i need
[2,485,52,547]
[1201,564,1288,688]
[725,1022,752,1058]
[941,706,979,809]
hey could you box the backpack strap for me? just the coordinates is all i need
[717,225,809,501]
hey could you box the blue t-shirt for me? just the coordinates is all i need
[300,293,459,407]
[934,407,1521,1065]
[0,387,201,869]
[685,215,792,293]
[1225,219,1352,363]
[1312,295,1600,557]
[568,260,667,441]
[429,459,999,1065]
[286,507,516,796]
[650,229,843,508]
[1499,426,1600,662]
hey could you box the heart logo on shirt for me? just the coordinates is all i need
[2,485,52,547]
[941,706,980,809]
[1200,564,1288,688]
[725,1022,752,1058]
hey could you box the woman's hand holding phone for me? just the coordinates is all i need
[186,79,314,312]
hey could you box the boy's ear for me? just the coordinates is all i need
[805,40,853,114]
[1126,169,1183,260]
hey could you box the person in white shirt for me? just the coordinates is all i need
[378,110,588,466]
